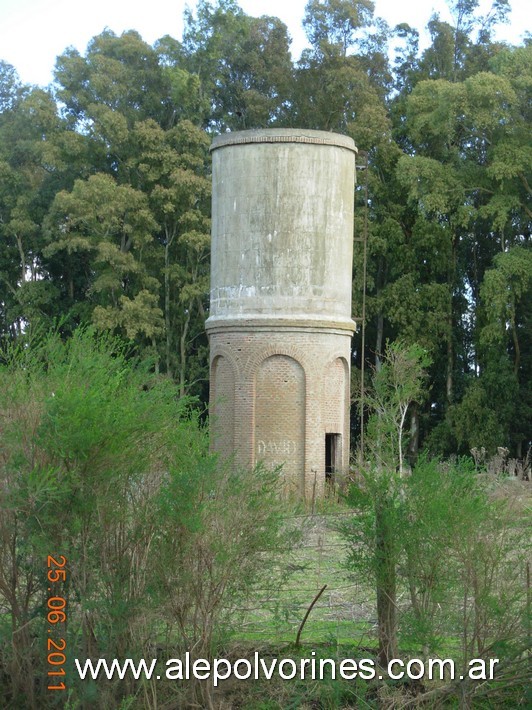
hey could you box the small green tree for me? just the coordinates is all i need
[401,456,530,704]
[343,341,430,666]
[343,340,530,703]
[399,455,479,658]
[363,341,431,475]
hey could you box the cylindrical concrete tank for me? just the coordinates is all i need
[207,129,357,498]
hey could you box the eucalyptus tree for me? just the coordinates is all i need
[0,78,81,340]
[127,118,211,392]
[54,29,172,131]
[0,60,23,113]
[43,173,163,345]
[181,0,293,130]
[43,30,213,389]
[302,0,375,57]
[395,36,531,455]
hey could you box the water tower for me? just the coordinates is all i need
[206,129,357,498]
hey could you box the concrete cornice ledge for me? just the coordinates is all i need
[210,128,357,154]
[205,315,357,335]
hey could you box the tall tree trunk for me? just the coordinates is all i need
[375,312,384,372]
[511,316,520,375]
[375,498,398,666]
[179,305,192,398]
[446,237,456,404]
[408,404,419,466]
[446,315,453,404]
[375,257,385,372]
[164,239,172,377]
[152,337,160,375]
[15,235,26,285]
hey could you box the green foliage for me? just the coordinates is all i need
[480,246,532,349]
[347,341,430,664]
[445,245,532,455]
[363,340,431,473]
[0,60,23,113]
[402,453,530,669]
[343,452,530,668]
[346,339,529,691]
[182,0,293,130]
[450,374,509,452]
[303,0,376,56]
[54,29,170,129]
[0,327,296,708]
[153,458,295,662]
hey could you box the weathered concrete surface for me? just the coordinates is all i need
[207,129,357,498]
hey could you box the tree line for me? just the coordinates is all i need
[0,0,530,457]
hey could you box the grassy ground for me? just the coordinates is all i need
[218,488,530,709]
[235,509,378,649]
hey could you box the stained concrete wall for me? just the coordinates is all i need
[207,129,356,498]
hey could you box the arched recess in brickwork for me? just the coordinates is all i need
[323,357,345,432]
[254,355,306,496]
[210,354,235,460]
[323,356,349,433]
[323,356,350,480]
[242,342,311,381]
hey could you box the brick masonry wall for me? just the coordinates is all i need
[210,354,235,461]
[255,354,305,496]
[209,326,352,499]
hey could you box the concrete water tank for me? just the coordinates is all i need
[206,128,357,498]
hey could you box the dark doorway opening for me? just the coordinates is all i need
[325,433,341,484]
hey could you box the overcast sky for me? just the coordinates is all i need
[0,0,529,87]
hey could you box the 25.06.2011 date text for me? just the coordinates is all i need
[46,555,67,691]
